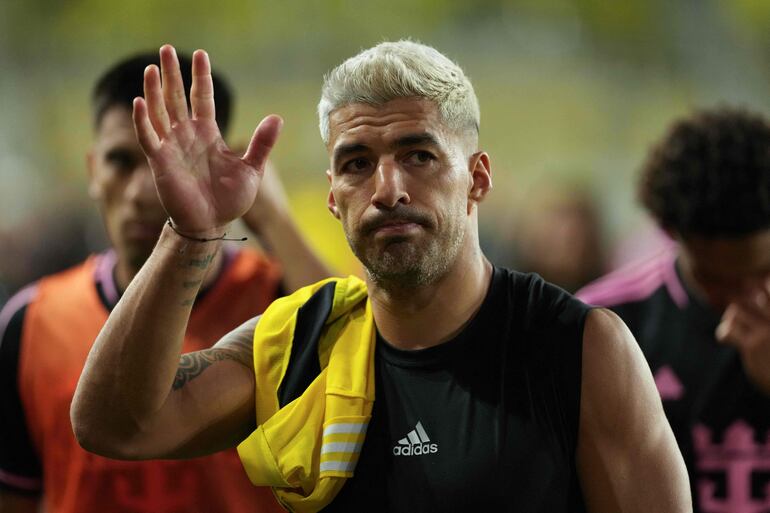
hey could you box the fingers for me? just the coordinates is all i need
[716,303,763,350]
[242,115,284,171]
[143,65,171,137]
[728,288,770,324]
[159,45,190,124]
[190,49,216,122]
[132,97,161,154]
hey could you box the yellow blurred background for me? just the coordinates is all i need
[1,0,769,300]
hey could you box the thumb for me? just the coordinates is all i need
[242,115,283,171]
[716,306,755,352]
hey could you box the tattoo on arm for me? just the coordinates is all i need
[177,257,212,306]
[172,336,253,391]
[187,254,215,269]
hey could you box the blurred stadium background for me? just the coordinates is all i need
[1,0,769,302]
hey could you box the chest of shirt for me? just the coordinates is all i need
[329,345,581,513]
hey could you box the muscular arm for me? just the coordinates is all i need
[71,228,259,460]
[72,45,280,460]
[577,308,691,513]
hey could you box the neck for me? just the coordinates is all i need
[114,248,224,294]
[368,247,493,351]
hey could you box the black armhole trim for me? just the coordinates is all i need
[0,304,43,493]
[571,304,592,453]
[569,304,592,512]
[94,278,114,311]
[277,282,336,408]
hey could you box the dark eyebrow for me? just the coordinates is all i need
[332,133,441,166]
[333,143,369,165]
[391,133,440,149]
[105,147,135,156]
[104,147,142,160]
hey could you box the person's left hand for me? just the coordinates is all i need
[716,279,770,395]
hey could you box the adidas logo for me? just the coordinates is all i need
[392,421,439,456]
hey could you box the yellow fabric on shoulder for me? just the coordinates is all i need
[237,276,375,513]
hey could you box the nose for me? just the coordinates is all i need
[371,158,410,209]
[125,163,157,206]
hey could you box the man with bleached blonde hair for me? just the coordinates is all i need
[317,41,480,147]
[72,41,691,512]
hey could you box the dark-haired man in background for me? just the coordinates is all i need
[578,107,770,512]
[0,50,326,513]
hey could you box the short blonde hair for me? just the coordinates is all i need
[318,40,480,145]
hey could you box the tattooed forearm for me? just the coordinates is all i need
[187,254,215,269]
[179,275,204,307]
[172,337,253,391]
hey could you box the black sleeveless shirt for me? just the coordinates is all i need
[319,268,590,512]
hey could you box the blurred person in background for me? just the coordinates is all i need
[515,186,607,293]
[578,106,770,512]
[0,50,328,513]
[0,207,92,308]
[72,42,690,513]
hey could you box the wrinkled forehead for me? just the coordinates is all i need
[329,98,439,137]
[326,97,472,158]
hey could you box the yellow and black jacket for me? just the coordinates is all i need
[237,276,375,513]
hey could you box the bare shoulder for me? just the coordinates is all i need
[172,316,260,391]
[578,310,692,511]
[580,307,660,435]
[582,307,642,373]
[583,307,635,349]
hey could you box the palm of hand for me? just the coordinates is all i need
[150,119,258,233]
[133,46,281,236]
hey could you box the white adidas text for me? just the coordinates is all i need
[392,421,439,457]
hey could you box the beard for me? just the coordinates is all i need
[344,203,466,290]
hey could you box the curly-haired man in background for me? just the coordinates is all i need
[578,107,770,513]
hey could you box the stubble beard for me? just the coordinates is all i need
[346,208,467,291]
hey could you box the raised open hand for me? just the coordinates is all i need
[133,45,282,237]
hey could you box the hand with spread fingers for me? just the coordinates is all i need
[716,281,770,395]
[133,44,282,238]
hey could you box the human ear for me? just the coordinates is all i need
[326,169,340,219]
[468,152,492,204]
